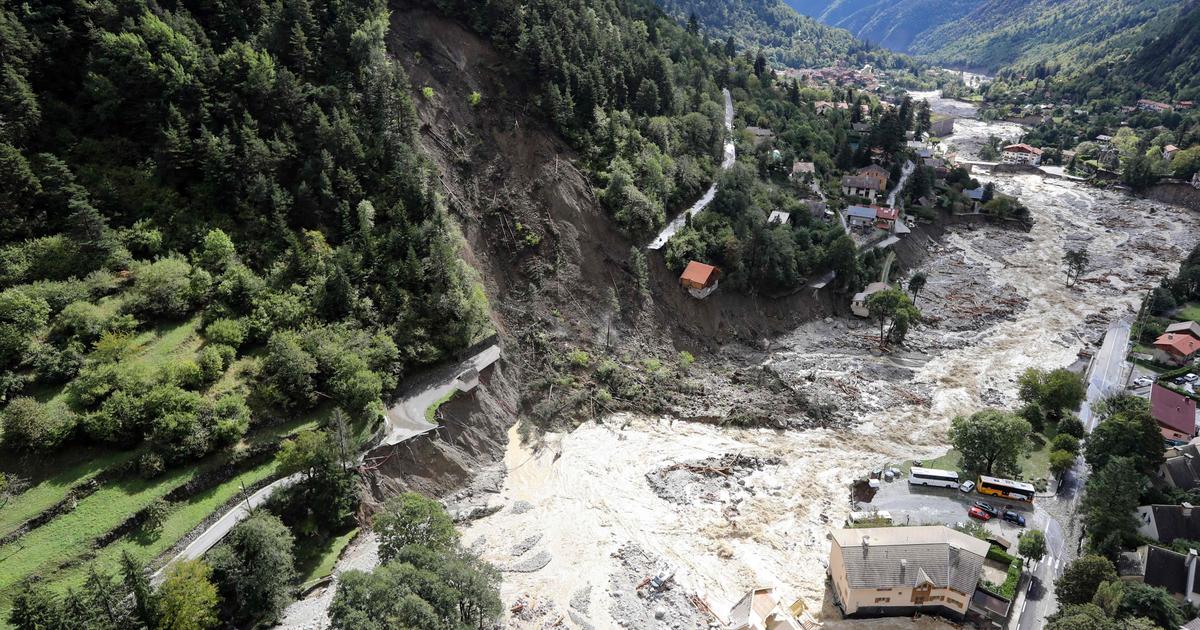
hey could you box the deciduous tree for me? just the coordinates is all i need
[1055,555,1118,606]
[156,560,219,630]
[948,409,1031,476]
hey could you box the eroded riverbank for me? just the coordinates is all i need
[459,120,1200,628]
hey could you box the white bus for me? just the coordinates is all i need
[908,467,960,489]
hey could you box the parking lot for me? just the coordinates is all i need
[857,473,1041,550]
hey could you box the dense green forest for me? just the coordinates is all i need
[985,1,1200,104]
[655,0,915,71]
[0,0,497,626]
[783,0,975,54]
[785,0,1177,77]
[0,0,492,459]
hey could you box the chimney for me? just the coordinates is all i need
[862,535,870,558]
[1187,549,1198,599]
[900,559,907,580]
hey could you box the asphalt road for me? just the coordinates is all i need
[151,473,301,584]
[1015,317,1131,630]
[378,343,501,448]
[648,88,734,250]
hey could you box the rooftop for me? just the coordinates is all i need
[1003,143,1042,155]
[831,526,990,594]
[1154,332,1200,357]
[680,261,718,287]
[1151,383,1197,436]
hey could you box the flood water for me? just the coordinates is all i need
[459,91,1200,628]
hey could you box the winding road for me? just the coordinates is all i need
[647,88,735,250]
[151,343,502,583]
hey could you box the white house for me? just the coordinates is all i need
[1001,144,1042,166]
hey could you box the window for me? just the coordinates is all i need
[874,597,891,603]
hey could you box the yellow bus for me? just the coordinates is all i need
[977,475,1035,503]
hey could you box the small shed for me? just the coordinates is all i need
[768,210,791,225]
[680,261,720,299]
[851,281,889,317]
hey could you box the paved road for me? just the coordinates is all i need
[1014,317,1131,630]
[886,160,915,209]
[378,343,501,448]
[152,344,503,582]
[648,89,734,250]
[1080,317,1131,432]
[152,474,302,584]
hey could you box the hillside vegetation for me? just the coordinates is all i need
[655,0,912,70]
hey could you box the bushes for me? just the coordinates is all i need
[204,318,245,348]
[123,258,199,319]
[2,397,74,452]
[0,287,50,369]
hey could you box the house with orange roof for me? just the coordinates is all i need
[680,261,720,299]
[1154,332,1200,366]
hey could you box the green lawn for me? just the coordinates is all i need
[127,316,203,370]
[1176,302,1200,323]
[901,432,1052,485]
[297,527,358,588]
[0,412,325,620]
[0,448,136,539]
[424,390,458,422]
[0,459,209,610]
[46,459,283,597]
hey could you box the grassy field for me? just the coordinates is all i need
[899,433,1052,483]
[1176,302,1200,322]
[46,458,283,596]
[297,527,358,588]
[0,448,136,539]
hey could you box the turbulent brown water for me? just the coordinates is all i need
[346,91,1200,629]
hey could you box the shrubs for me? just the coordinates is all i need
[2,397,74,452]
[123,258,199,319]
[204,318,245,348]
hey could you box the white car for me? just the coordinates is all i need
[1186,374,1199,383]
[1131,377,1153,388]
[959,480,976,493]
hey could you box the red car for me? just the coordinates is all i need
[968,506,992,521]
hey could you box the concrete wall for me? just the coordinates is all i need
[1147,182,1200,212]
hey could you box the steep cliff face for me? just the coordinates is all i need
[357,7,846,506]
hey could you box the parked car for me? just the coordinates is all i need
[1174,377,1187,385]
[1132,377,1153,388]
[959,480,976,493]
[973,501,999,517]
[1186,374,1199,383]
[968,506,992,521]
[1002,510,1026,527]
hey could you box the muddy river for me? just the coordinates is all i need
[465,94,1200,628]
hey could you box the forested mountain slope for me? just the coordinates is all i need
[783,0,974,53]
[910,0,1177,72]
[655,0,913,70]
[983,0,1200,103]
[785,0,1178,74]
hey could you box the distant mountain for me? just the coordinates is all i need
[785,0,1178,73]
[783,0,974,53]
[655,0,911,69]
[1023,0,1200,101]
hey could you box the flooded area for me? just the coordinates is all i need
[461,92,1200,628]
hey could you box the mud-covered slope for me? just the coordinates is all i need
[355,6,845,505]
